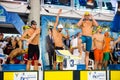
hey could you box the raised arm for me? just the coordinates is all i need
[77,15,84,27]
[91,14,99,27]
[53,9,62,29]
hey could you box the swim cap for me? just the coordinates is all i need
[84,11,90,16]
[57,24,63,28]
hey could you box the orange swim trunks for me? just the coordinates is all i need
[94,49,103,61]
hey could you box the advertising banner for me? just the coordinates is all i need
[88,71,106,80]
[4,71,38,80]
[80,71,106,80]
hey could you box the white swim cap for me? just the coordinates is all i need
[57,24,63,28]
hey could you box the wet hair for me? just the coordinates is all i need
[31,20,37,25]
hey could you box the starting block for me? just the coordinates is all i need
[55,50,81,70]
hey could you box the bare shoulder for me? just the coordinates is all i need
[22,28,31,35]
[34,28,40,34]
[25,28,33,32]
[92,34,96,38]
[36,28,40,31]
[36,27,40,30]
